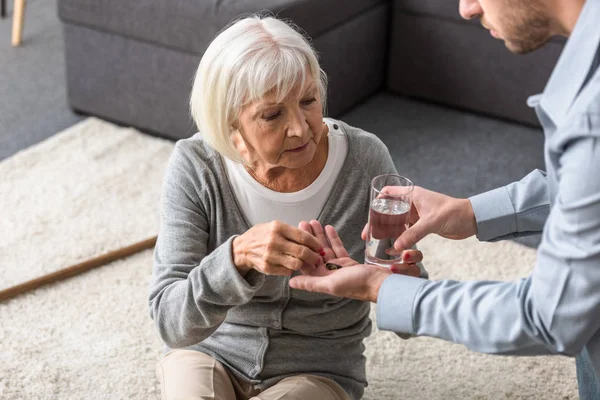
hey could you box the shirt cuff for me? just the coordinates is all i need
[469,187,516,242]
[376,274,428,334]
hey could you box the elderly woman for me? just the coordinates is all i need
[149,15,423,400]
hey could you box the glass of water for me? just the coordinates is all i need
[365,174,413,267]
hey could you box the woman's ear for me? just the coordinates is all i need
[230,129,252,163]
[229,117,240,132]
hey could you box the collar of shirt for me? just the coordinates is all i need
[527,0,600,128]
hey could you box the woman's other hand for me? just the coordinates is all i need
[232,221,324,277]
[302,220,423,278]
[298,220,422,278]
[298,221,357,276]
[298,220,352,262]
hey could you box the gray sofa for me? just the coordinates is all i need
[58,0,563,140]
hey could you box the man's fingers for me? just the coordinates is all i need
[394,221,429,251]
[289,275,329,293]
[328,257,357,267]
[324,225,349,258]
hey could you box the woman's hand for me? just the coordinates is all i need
[232,221,325,277]
[298,220,423,278]
[298,220,358,276]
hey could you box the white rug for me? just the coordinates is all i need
[0,118,578,399]
[0,118,173,292]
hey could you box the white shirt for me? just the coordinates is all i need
[224,118,347,227]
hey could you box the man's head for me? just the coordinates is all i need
[459,0,553,54]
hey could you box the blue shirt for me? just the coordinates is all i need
[377,0,600,381]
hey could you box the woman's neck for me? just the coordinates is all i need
[247,135,329,193]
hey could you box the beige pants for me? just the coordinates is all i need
[156,349,351,400]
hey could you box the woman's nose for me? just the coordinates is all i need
[459,0,483,20]
[287,108,309,137]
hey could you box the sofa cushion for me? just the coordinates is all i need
[58,0,385,54]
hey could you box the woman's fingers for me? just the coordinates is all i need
[273,240,322,269]
[258,250,312,276]
[297,221,325,266]
[298,221,314,235]
[390,249,423,277]
[235,221,328,276]
[262,264,295,277]
[390,263,420,277]
[402,249,423,263]
[361,222,368,241]
[278,222,324,255]
[324,225,349,259]
[309,220,335,261]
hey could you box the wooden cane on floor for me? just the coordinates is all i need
[0,236,158,303]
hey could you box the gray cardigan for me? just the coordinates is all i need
[149,120,397,400]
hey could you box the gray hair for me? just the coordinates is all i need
[189,15,328,162]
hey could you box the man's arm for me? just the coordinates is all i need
[392,169,549,252]
[469,169,550,242]
[378,137,600,356]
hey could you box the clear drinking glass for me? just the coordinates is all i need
[365,174,413,267]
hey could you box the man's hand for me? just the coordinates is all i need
[362,186,478,251]
[289,263,393,303]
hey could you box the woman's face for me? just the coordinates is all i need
[234,78,325,171]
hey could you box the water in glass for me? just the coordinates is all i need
[366,197,410,266]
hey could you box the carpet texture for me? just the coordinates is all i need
[0,118,578,399]
[0,118,173,291]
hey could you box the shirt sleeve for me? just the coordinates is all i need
[377,135,600,356]
[148,145,265,349]
[469,169,550,242]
